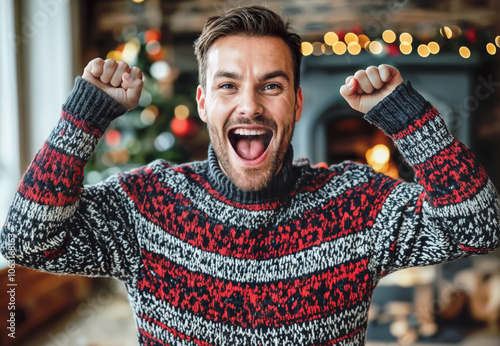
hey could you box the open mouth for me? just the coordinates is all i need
[228,128,273,161]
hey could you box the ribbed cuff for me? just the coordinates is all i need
[62,77,128,132]
[364,81,431,136]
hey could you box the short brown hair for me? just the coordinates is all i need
[194,5,302,92]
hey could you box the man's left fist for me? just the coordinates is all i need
[340,64,403,114]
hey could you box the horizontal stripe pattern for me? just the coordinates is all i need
[139,217,371,283]
[135,290,370,346]
[19,142,85,206]
[138,248,372,329]
[47,116,99,161]
[393,110,454,166]
[413,140,489,206]
[123,162,398,260]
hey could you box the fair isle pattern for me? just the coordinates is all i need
[1,78,500,346]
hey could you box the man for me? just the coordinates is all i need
[1,5,499,346]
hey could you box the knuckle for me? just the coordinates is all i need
[354,70,365,79]
[104,58,117,66]
[117,61,129,69]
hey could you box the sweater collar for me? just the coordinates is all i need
[206,144,296,204]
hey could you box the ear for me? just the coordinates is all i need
[196,85,208,123]
[294,87,303,123]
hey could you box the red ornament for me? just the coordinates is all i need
[465,27,477,44]
[171,118,199,137]
[336,30,346,42]
[105,129,121,147]
[351,25,363,36]
[144,29,162,43]
[387,43,400,56]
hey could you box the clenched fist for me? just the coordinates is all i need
[82,58,144,110]
[340,64,403,114]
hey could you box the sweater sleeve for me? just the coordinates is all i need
[364,81,500,277]
[0,77,140,281]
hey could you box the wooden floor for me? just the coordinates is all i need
[19,280,500,346]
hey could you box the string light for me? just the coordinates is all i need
[324,32,339,46]
[312,42,323,56]
[348,42,361,55]
[400,42,412,55]
[344,33,358,44]
[417,44,430,58]
[399,33,413,44]
[427,41,440,54]
[382,30,396,43]
[486,43,497,55]
[440,26,453,39]
[459,46,471,58]
[451,25,462,37]
[333,41,347,55]
[358,35,370,49]
[301,42,313,56]
[306,27,500,59]
[369,41,384,55]
[323,44,334,55]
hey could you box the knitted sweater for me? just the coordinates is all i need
[1,77,500,346]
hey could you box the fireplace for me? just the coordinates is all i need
[293,53,484,180]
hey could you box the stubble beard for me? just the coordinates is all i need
[207,114,295,192]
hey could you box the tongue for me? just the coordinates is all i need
[235,137,265,160]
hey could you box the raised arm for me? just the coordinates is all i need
[340,65,500,276]
[0,59,145,280]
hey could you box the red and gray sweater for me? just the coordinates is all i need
[1,78,499,345]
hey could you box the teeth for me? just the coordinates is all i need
[233,129,267,136]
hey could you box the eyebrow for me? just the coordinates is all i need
[212,70,290,83]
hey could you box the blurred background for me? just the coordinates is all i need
[1,0,500,345]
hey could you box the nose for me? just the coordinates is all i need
[236,87,264,118]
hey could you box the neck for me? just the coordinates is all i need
[206,145,296,203]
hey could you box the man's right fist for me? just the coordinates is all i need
[82,58,143,110]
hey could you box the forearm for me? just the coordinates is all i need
[366,82,500,272]
[0,78,137,278]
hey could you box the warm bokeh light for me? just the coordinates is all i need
[382,30,396,43]
[358,35,370,49]
[333,41,347,55]
[132,0,144,2]
[399,33,413,44]
[400,42,412,55]
[348,42,361,55]
[459,46,471,58]
[106,50,123,62]
[344,32,358,44]
[369,41,384,55]
[427,41,440,54]
[496,36,500,47]
[122,39,140,63]
[324,32,339,46]
[451,25,462,37]
[366,144,390,172]
[312,42,323,56]
[486,43,497,55]
[323,44,334,55]
[174,105,190,120]
[301,42,313,56]
[440,26,453,39]
[417,44,430,58]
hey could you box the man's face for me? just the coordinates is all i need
[196,35,303,191]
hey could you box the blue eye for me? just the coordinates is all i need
[220,84,234,89]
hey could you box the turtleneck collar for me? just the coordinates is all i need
[205,144,297,204]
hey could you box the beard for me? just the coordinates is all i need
[207,113,295,192]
